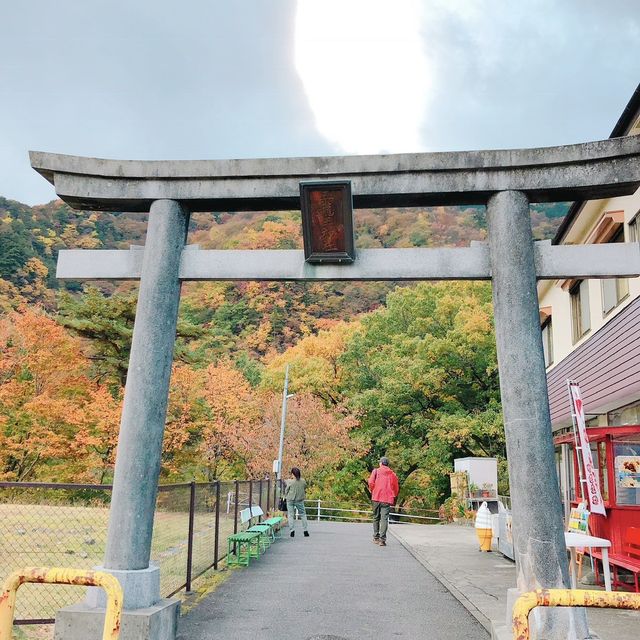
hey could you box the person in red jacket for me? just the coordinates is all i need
[368,456,399,547]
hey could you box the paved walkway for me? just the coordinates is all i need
[392,523,640,640]
[177,521,488,640]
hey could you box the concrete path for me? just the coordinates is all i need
[177,521,488,640]
[392,523,640,640]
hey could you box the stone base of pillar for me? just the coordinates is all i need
[86,565,161,609]
[54,598,180,640]
[487,588,527,640]
[505,587,521,629]
[54,565,178,640]
[490,621,511,640]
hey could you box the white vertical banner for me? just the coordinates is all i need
[568,382,606,516]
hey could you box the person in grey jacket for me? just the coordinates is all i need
[284,467,309,538]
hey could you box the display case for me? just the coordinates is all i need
[554,426,640,553]
[613,437,640,506]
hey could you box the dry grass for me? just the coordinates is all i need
[0,502,238,639]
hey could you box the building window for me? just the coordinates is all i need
[570,280,590,343]
[541,318,553,368]
[601,226,629,315]
[630,212,639,242]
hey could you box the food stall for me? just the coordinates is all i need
[554,425,640,553]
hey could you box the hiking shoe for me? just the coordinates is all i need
[379,540,387,546]
[290,531,295,537]
[304,531,309,537]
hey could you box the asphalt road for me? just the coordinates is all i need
[177,521,488,640]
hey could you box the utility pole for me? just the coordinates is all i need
[276,365,292,494]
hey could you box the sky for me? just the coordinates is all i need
[1,0,639,206]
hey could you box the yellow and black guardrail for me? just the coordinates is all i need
[0,567,123,640]
[513,588,640,640]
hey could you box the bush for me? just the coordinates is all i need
[438,494,466,522]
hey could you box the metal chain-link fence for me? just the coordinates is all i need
[0,478,273,635]
[152,484,192,598]
[0,483,111,628]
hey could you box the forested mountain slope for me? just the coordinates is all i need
[0,196,567,503]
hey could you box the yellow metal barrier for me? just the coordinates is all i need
[0,567,123,640]
[513,588,640,640]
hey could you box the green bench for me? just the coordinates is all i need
[263,515,285,538]
[226,529,261,566]
[227,506,281,566]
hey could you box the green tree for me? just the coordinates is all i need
[339,281,504,507]
[57,287,137,387]
[0,226,35,281]
[58,287,203,387]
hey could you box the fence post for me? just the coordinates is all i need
[185,481,196,593]
[266,477,271,513]
[214,481,221,570]
[233,480,239,534]
[249,479,253,511]
[258,479,263,517]
[317,499,321,522]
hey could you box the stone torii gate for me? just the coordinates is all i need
[31,137,640,640]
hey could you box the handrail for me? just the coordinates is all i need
[391,512,440,521]
[301,500,441,522]
[0,567,123,640]
[302,499,439,515]
[512,588,640,640]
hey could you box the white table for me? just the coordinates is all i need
[564,531,612,591]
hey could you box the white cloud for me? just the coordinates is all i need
[294,0,432,154]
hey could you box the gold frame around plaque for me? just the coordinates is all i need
[300,181,355,264]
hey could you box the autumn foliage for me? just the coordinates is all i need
[0,195,566,505]
[0,309,360,489]
[0,308,118,481]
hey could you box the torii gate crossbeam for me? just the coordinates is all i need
[55,242,640,281]
[30,137,640,640]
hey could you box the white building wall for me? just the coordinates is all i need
[538,185,640,370]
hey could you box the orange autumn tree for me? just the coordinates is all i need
[0,308,118,481]
[198,361,264,480]
[261,322,359,406]
[162,364,209,477]
[261,392,361,480]
[71,364,208,483]
[258,326,364,486]
[14,257,53,307]
[73,384,122,483]
[0,278,24,313]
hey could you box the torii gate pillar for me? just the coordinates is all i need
[104,199,189,572]
[56,199,189,640]
[487,191,587,638]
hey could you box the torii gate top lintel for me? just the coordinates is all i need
[29,135,640,213]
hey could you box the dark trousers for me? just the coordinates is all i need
[372,501,391,541]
